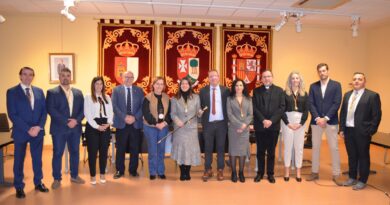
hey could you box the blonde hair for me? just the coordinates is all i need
[285,71,306,96]
[150,76,165,92]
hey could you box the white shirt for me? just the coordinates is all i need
[84,94,114,129]
[209,85,224,122]
[346,88,365,127]
[61,85,73,116]
[20,83,34,109]
[320,78,329,98]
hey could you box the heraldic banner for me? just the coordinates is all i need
[221,27,272,95]
[99,23,155,95]
[161,25,215,96]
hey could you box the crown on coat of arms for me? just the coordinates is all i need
[177,42,200,58]
[236,43,257,58]
[115,40,139,57]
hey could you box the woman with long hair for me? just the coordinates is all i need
[227,79,253,183]
[84,76,113,185]
[281,71,309,182]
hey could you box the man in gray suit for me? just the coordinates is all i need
[199,69,230,181]
[112,71,144,179]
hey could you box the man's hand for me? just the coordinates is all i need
[67,119,78,128]
[316,118,327,128]
[263,120,272,129]
[339,131,345,139]
[28,126,41,137]
[125,115,135,125]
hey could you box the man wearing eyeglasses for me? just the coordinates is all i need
[112,71,145,179]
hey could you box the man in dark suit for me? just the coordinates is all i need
[340,72,381,190]
[252,70,285,183]
[47,68,85,189]
[112,71,144,179]
[6,67,49,198]
[199,69,230,181]
[307,63,342,184]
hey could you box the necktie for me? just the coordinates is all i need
[347,91,358,119]
[212,87,216,115]
[127,87,132,115]
[25,88,31,101]
[98,97,107,118]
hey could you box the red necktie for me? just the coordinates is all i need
[212,88,216,115]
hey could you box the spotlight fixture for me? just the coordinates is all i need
[295,12,303,33]
[61,0,76,22]
[351,16,360,37]
[275,11,288,31]
[0,15,5,23]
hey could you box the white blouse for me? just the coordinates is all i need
[84,94,113,129]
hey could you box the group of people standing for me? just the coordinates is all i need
[6,63,381,199]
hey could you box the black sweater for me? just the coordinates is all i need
[281,92,309,125]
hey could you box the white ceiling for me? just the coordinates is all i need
[1,0,390,26]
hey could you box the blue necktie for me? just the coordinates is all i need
[127,87,132,115]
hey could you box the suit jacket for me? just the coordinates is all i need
[46,86,84,135]
[170,94,200,130]
[309,79,342,125]
[252,85,285,132]
[227,96,253,132]
[340,89,382,137]
[6,85,47,143]
[112,85,144,129]
[199,85,230,126]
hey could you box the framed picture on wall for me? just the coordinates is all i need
[49,53,75,83]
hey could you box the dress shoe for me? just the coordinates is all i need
[150,175,156,180]
[296,177,302,182]
[71,176,86,184]
[202,170,213,182]
[231,172,237,183]
[284,177,289,182]
[332,175,343,186]
[238,171,245,183]
[113,171,124,179]
[35,183,49,192]
[130,172,139,177]
[306,173,319,181]
[217,169,224,181]
[267,176,276,184]
[16,189,25,199]
[352,181,367,190]
[342,178,358,187]
[51,180,61,190]
[254,174,263,183]
[158,175,166,179]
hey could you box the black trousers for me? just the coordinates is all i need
[255,130,279,176]
[85,119,111,177]
[115,124,141,174]
[344,127,371,183]
[203,120,227,170]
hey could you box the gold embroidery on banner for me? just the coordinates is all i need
[165,76,179,95]
[225,77,233,89]
[136,76,150,95]
[226,33,268,54]
[166,29,211,52]
[103,75,116,95]
[193,77,209,94]
[104,28,151,50]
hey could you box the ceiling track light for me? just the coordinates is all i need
[61,0,76,22]
[275,11,304,32]
[0,15,5,23]
[351,15,360,37]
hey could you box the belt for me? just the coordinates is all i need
[208,120,224,124]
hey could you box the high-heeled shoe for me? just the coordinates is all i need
[284,177,289,182]
[296,177,302,182]
[231,172,238,183]
[238,171,245,183]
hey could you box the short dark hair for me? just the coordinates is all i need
[60,67,71,74]
[317,63,329,71]
[19,67,35,76]
[230,79,249,98]
[262,69,273,76]
[353,72,366,80]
